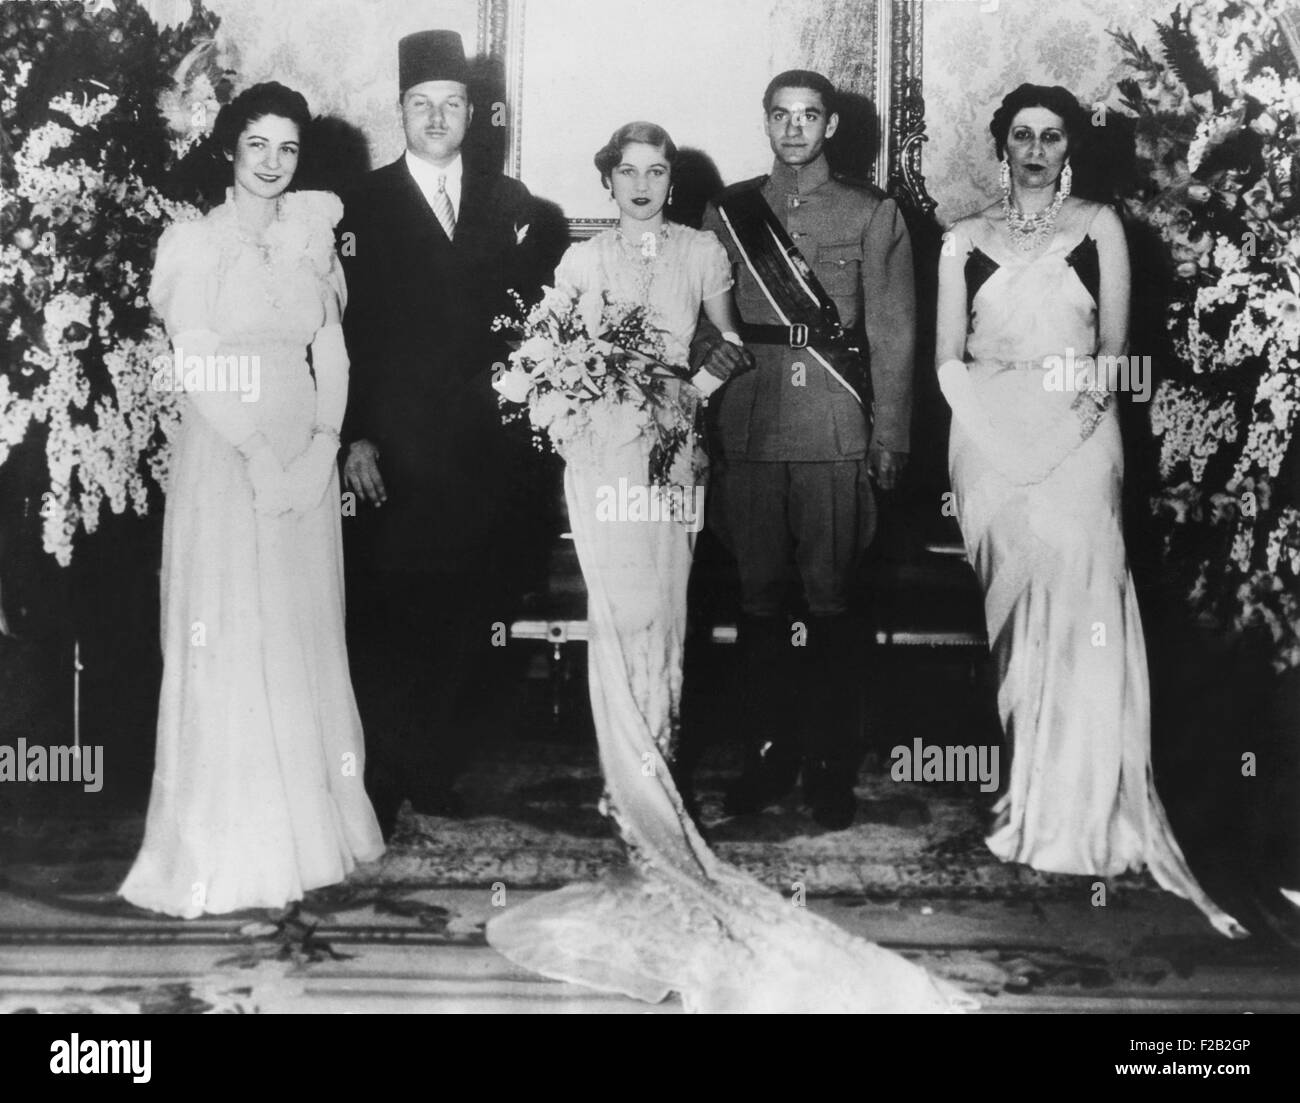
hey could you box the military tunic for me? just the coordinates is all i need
[700,155,916,615]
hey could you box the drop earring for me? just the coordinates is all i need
[999,155,1011,199]
[1059,160,1073,199]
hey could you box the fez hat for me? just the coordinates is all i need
[399,30,470,94]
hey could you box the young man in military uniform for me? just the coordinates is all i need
[692,69,916,829]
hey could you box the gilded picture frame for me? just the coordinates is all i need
[479,0,934,236]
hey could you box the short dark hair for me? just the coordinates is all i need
[989,83,1089,160]
[593,121,678,190]
[763,70,837,116]
[213,81,312,157]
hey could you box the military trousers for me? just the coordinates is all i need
[709,457,877,616]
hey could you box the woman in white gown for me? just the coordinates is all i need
[935,84,1244,938]
[485,122,976,1011]
[120,83,384,918]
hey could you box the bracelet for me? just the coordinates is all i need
[1072,392,1110,439]
[311,424,342,446]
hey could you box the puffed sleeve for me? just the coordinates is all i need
[553,239,594,297]
[149,217,268,452]
[696,229,734,301]
[148,220,212,339]
[286,190,348,321]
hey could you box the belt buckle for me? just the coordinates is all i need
[788,323,808,350]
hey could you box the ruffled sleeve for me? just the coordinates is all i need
[554,238,597,298]
[148,220,212,337]
[696,229,734,301]
[294,189,344,228]
[279,190,345,289]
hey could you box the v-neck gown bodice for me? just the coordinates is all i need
[948,218,1243,937]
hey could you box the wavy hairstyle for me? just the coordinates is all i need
[593,121,678,191]
[212,81,312,159]
[989,83,1091,162]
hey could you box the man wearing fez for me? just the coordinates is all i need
[339,31,551,835]
[691,69,916,829]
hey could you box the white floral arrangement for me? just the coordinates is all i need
[1114,0,1300,670]
[0,0,221,567]
[491,287,700,489]
[156,34,239,160]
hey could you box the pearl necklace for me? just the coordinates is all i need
[1002,188,1066,253]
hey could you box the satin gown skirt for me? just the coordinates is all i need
[120,343,384,919]
[485,431,977,1012]
[949,366,1242,938]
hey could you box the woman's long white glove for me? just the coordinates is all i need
[286,323,349,513]
[286,434,339,512]
[240,433,293,516]
[937,359,1052,484]
[170,329,292,514]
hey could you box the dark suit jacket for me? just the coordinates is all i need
[339,156,550,573]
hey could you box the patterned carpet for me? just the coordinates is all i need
[3,633,1297,1012]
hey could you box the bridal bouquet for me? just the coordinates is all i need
[1113,0,1300,670]
[491,287,700,488]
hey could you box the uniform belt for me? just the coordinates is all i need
[737,322,846,350]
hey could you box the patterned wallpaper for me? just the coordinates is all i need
[149,0,482,170]
[921,0,1164,225]
[516,0,884,221]
[148,0,1166,225]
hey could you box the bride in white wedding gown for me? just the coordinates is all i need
[484,122,976,1012]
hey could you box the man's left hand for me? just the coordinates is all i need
[867,447,908,492]
[691,329,754,382]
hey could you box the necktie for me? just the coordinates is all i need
[432,173,456,241]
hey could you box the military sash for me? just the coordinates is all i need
[715,183,872,408]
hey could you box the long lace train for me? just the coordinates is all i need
[486,433,977,1012]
